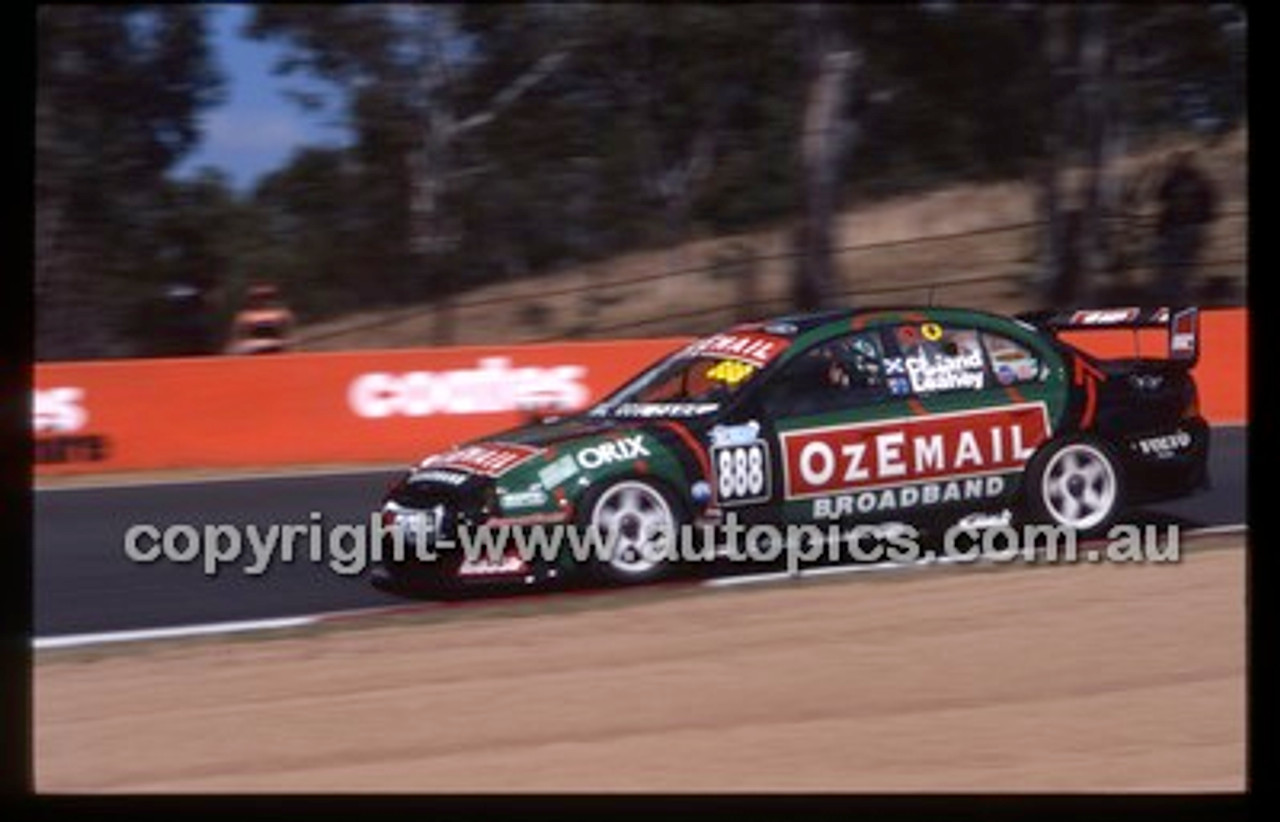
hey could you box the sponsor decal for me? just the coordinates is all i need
[813,475,1007,519]
[458,554,529,577]
[887,376,911,396]
[1170,333,1195,355]
[712,440,771,505]
[954,509,1013,529]
[705,359,756,385]
[682,332,788,368]
[575,435,650,469]
[485,511,570,527]
[422,442,541,477]
[538,454,580,489]
[780,402,1051,500]
[33,387,111,465]
[904,349,986,392]
[610,402,719,418]
[709,420,761,448]
[1129,373,1165,391]
[348,358,589,418]
[1133,429,1193,459]
[921,322,943,342]
[763,322,798,335]
[34,387,88,433]
[499,489,549,509]
[408,468,471,486]
[1170,308,1198,357]
[1069,307,1141,326]
[991,350,1039,385]
[690,480,713,504]
[34,435,111,465]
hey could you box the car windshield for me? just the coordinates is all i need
[589,330,791,418]
[589,354,768,418]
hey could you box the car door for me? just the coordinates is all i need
[875,319,1056,523]
[729,319,1057,533]
[728,328,904,528]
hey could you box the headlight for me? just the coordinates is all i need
[382,501,444,541]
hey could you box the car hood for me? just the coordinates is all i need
[415,415,693,475]
[399,412,714,519]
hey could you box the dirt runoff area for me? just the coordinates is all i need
[36,542,1245,792]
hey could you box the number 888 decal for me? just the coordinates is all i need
[712,441,771,505]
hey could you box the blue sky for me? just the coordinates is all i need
[173,5,349,192]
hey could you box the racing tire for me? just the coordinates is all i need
[1019,434,1127,538]
[575,478,686,585]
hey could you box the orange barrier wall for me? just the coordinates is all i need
[33,339,691,476]
[33,309,1246,476]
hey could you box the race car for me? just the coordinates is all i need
[371,305,1209,592]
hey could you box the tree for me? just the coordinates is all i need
[571,6,788,267]
[248,5,573,344]
[247,147,370,319]
[36,6,223,359]
[793,4,859,310]
[235,3,1245,337]
[1029,4,1246,303]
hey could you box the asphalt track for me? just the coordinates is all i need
[34,427,1247,637]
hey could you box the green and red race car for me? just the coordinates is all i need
[372,305,1209,592]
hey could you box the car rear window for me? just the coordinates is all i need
[981,332,1044,385]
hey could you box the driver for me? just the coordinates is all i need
[825,355,853,389]
[815,337,882,391]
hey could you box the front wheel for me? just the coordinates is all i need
[578,479,684,585]
[1020,436,1126,537]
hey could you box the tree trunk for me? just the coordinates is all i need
[403,13,569,348]
[36,83,104,361]
[793,5,857,312]
[1079,4,1113,302]
[1035,6,1073,304]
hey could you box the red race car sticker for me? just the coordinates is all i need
[681,331,789,368]
[422,442,542,477]
[780,402,1052,500]
[1069,307,1141,326]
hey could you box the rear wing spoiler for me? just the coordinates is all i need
[1017,306,1200,366]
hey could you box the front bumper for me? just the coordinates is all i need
[371,479,564,595]
[371,547,561,595]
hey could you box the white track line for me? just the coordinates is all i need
[35,465,405,493]
[33,523,1247,651]
[704,552,972,588]
[34,615,319,651]
[1180,523,1248,537]
[704,523,1247,590]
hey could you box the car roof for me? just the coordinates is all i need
[736,306,1025,337]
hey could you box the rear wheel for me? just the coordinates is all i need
[1021,436,1125,537]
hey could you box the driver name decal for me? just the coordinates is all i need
[902,349,986,392]
[780,403,1051,500]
